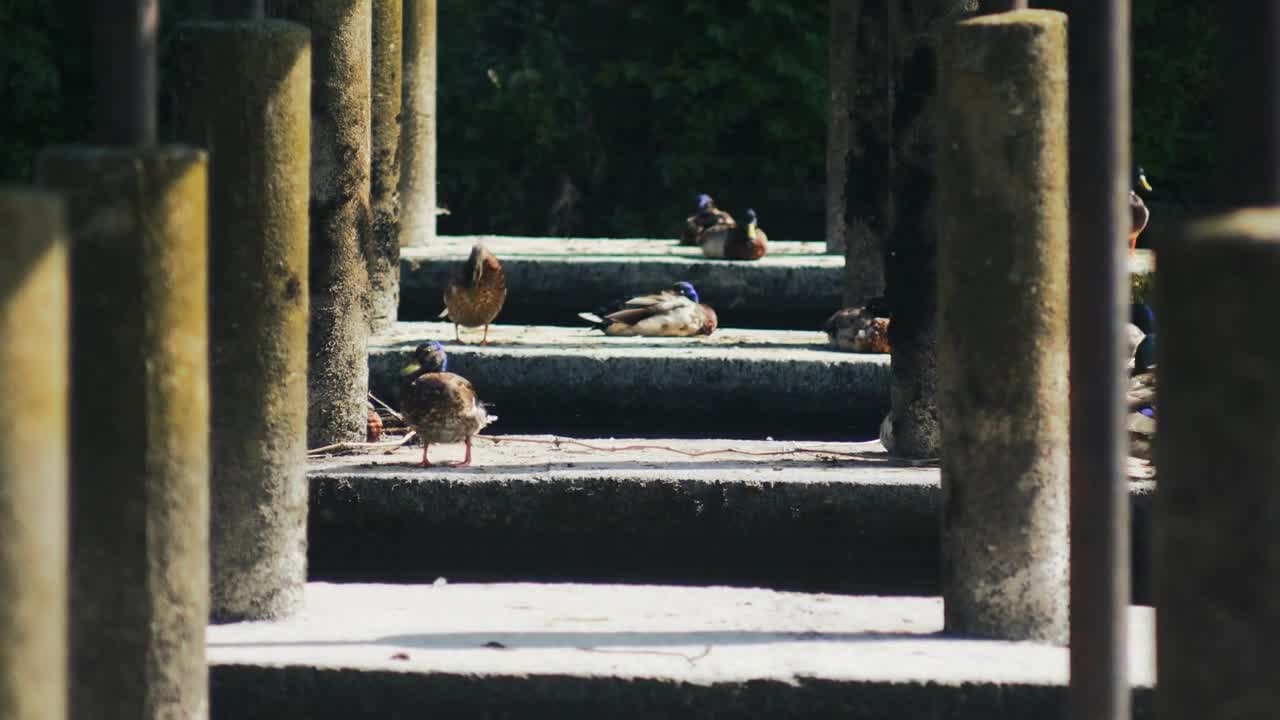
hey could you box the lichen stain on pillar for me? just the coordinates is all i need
[36,146,210,719]
[1156,209,1280,720]
[0,190,69,720]
[275,0,374,446]
[400,0,437,247]
[175,20,311,622]
[935,10,1070,643]
[369,0,404,332]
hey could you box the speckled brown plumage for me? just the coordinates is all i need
[578,282,717,337]
[399,341,497,467]
[679,194,736,245]
[366,407,383,442]
[440,243,507,344]
[823,307,891,353]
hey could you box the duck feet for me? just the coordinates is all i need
[480,324,491,346]
[443,438,475,467]
[419,442,433,467]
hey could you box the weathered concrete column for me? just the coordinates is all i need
[369,0,403,331]
[175,20,311,622]
[0,191,69,720]
[1155,209,1280,719]
[275,0,373,446]
[826,0,854,256]
[37,147,210,719]
[400,0,436,246]
[935,9,1070,643]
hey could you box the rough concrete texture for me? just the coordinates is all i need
[400,236,842,330]
[935,10,1069,643]
[276,0,374,447]
[0,190,68,720]
[306,437,1157,598]
[881,0,974,460]
[368,0,402,332]
[207,582,1157,719]
[176,20,311,622]
[37,146,210,720]
[399,0,436,246]
[367,321,892,436]
[1155,209,1280,720]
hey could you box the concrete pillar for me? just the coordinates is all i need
[369,0,403,332]
[826,0,854,256]
[174,20,311,622]
[1155,209,1280,719]
[276,0,373,446]
[400,0,436,246]
[935,9,1070,643]
[37,146,210,719]
[0,190,69,720]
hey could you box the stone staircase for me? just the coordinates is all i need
[208,237,1159,719]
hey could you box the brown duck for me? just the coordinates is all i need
[679,193,736,246]
[822,303,891,354]
[399,341,497,467]
[439,243,507,344]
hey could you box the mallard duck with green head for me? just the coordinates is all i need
[439,243,507,344]
[400,341,498,467]
[679,193,736,246]
[577,281,718,336]
[700,208,769,260]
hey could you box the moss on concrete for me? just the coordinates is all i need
[175,20,311,622]
[935,9,1070,644]
[274,0,374,446]
[369,0,403,332]
[36,145,210,720]
[1155,208,1280,720]
[0,189,68,720]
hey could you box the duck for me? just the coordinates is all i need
[700,208,769,260]
[822,298,891,353]
[1129,166,1152,255]
[679,193,736,246]
[577,281,718,337]
[399,341,497,467]
[1125,302,1157,459]
[439,243,507,344]
[1127,302,1157,372]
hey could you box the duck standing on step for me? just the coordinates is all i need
[577,281,718,337]
[400,341,498,467]
[439,243,507,345]
[679,193,736,246]
[699,208,769,260]
[1129,166,1153,255]
[822,298,891,353]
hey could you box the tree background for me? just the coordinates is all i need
[1,0,1217,239]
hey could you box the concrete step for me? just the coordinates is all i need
[209,582,1157,719]
[399,236,844,330]
[369,322,892,438]
[397,236,1158,331]
[307,436,1157,600]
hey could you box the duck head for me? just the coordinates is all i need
[403,340,448,378]
[672,281,700,303]
[744,208,759,240]
[696,194,713,210]
[1134,166,1153,193]
[464,243,502,287]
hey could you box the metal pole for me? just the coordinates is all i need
[978,0,1028,14]
[1220,4,1280,205]
[94,0,158,146]
[1067,0,1131,719]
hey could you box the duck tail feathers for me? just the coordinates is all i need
[577,312,604,325]
[437,306,450,319]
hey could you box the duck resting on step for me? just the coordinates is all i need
[679,193,735,246]
[439,243,507,344]
[822,297,891,353]
[400,341,498,467]
[699,207,768,260]
[577,281,718,337]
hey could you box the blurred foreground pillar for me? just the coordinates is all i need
[400,0,437,246]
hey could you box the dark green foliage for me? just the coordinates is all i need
[0,0,1225,234]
